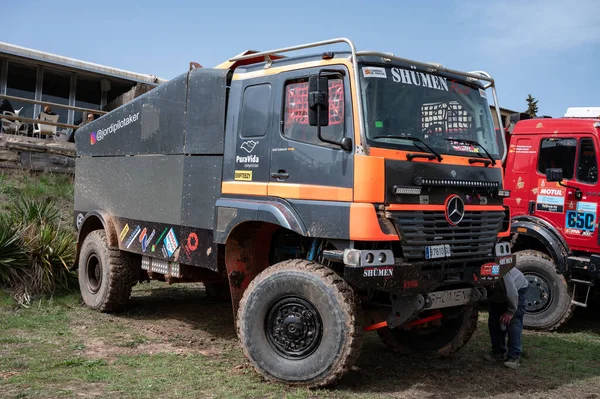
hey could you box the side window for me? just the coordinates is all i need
[283,78,344,146]
[577,138,598,183]
[537,138,576,179]
[240,84,271,138]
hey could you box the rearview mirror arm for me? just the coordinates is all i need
[316,69,352,151]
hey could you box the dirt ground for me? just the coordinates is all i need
[2,283,600,399]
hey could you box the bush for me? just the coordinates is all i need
[0,216,29,284]
[0,197,76,304]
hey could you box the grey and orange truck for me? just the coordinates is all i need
[74,38,514,386]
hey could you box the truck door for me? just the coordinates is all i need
[564,136,599,251]
[535,136,600,251]
[268,66,354,200]
[223,77,273,191]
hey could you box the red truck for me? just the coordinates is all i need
[504,112,600,330]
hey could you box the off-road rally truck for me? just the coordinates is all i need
[505,110,600,331]
[73,38,514,386]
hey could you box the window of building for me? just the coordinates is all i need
[283,78,344,146]
[42,68,70,124]
[577,138,598,183]
[240,84,271,138]
[6,61,37,119]
[537,138,577,179]
[74,74,101,125]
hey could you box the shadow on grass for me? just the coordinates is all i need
[108,283,600,398]
[116,283,238,341]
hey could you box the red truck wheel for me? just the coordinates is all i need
[78,230,138,312]
[377,305,478,357]
[237,259,363,387]
[515,250,573,331]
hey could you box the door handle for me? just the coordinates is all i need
[271,170,289,180]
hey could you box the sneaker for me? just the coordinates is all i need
[484,352,506,362]
[504,357,520,369]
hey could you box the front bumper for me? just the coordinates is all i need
[343,248,515,296]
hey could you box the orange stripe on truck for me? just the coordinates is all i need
[369,147,504,169]
[268,183,353,202]
[222,181,268,196]
[350,203,399,241]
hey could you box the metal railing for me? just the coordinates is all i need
[0,94,106,134]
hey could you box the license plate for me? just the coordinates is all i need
[427,288,473,309]
[425,244,451,259]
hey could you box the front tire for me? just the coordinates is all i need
[237,259,363,387]
[378,305,478,357]
[78,230,138,312]
[515,250,573,330]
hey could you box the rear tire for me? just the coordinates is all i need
[237,259,363,387]
[515,250,573,330]
[78,230,138,312]
[378,305,478,357]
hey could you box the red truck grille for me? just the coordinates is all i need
[391,211,504,261]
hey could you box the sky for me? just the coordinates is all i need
[4,0,600,117]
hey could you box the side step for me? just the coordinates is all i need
[141,256,181,278]
[569,279,593,308]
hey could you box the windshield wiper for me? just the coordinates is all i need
[444,138,496,166]
[373,135,443,162]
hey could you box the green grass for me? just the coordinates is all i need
[0,170,73,225]
[1,287,599,399]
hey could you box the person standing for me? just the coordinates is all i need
[485,267,530,369]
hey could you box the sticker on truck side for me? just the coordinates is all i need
[536,179,565,213]
[565,201,597,236]
[234,170,253,181]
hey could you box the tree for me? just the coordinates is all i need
[525,94,538,118]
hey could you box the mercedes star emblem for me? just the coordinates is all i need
[445,195,465,225]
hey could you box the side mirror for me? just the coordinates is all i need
[340,137,353,152]
[546,168,563,182]
[308,76,329,127]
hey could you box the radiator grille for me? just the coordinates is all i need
[392,211,504,261]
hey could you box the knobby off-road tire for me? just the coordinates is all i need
[515,250,573,331]
[78,230,139,312]
[237,259,363,387]
[378,305,478,357]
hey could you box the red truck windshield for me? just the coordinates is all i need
[360,65,499,159]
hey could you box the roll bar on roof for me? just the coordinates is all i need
[226,38,506,162]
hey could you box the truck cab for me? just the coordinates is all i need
[505,116,600,330]
[73,38,514,386]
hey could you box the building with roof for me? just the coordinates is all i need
[0,42,166,137]
[490,105,518,129]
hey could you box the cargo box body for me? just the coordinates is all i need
[74,68,229,271]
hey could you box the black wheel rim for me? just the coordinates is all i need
[265,296,323,360]
[85,253,102,294]
[525,273,552,313]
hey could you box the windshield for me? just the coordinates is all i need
[360,65,499,158]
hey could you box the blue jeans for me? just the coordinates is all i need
[488,287,528,359]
